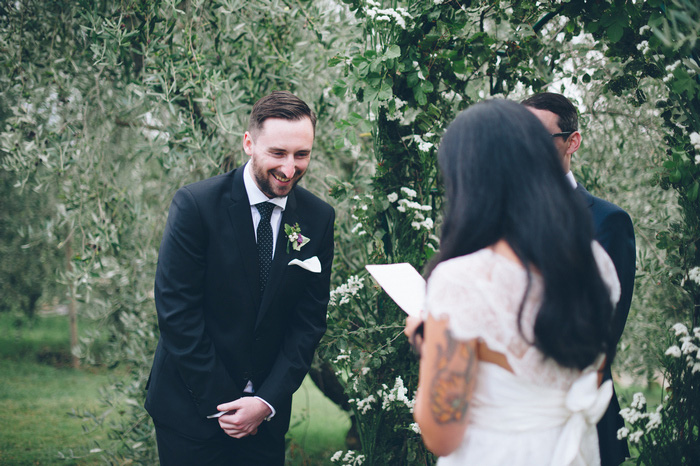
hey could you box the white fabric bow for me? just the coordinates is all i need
[550,372,613,466]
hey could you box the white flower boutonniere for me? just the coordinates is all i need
[285,223,310,253]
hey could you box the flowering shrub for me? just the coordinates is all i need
[617,323,700,465]
[321,187,437,464]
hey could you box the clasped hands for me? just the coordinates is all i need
[216,397,271,439]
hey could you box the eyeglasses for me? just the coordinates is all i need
[551,131,574,139]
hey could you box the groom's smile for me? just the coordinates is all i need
[244,117,314,199]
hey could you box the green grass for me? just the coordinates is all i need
[0,312,351,465]
[287,378,351,465]
[0,312,122,465]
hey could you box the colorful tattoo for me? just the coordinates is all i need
[429,329,476,424]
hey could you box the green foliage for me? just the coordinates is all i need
[0,0,358,462]
[617,324,700,465]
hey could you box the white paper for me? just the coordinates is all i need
[365,263,426,317]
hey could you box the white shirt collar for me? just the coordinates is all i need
[243,161,288,210]
[565,170,577,189]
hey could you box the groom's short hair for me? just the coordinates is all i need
[521,92,579,133]
[248,91,317,135]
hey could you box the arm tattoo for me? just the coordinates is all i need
[429,329,476,424]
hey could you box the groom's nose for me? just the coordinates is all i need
[280,157,296,178]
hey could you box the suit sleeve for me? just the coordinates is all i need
[255,207,335,411]
[596,208,636,345]
[154,187,242,417]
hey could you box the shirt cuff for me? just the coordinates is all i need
[254,396,276,421]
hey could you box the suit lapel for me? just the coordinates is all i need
[256,189,299,327]
[227,167,262,309]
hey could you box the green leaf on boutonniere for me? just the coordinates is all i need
[284,223,310,253]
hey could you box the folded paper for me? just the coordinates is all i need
[288,256,322,273]
[365,263,426,317]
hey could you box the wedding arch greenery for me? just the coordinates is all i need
[1,0,698,464]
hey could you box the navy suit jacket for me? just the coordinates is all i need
[577,183,635,466]
[145,165,335,441]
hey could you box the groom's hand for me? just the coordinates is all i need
[217,397,272,438]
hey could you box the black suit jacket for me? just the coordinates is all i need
[145,165,335,441]
[577,184,635,466]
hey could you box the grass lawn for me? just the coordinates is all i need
[0,312,350,465]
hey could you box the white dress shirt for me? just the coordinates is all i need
[239,161,287,419]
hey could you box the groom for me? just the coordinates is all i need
[524,92,636,466]
[145,91,335,465]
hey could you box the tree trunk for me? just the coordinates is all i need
[64,239,79,369]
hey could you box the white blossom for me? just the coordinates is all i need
[690,132,700,151]
[681,337,698,355]
[412,135,434,153]
[628,430,644,444]
[631,392,646,410]
[645,412,662,431]
[400,187,417,198]
[329,275,365,306]
[619,407,642,424]
[410,422,421,434]
[616,427,629,439]
[364,1,411,29]
[639,25,651,35]
[387,192,398,203]
[636,40,650,55]
[665,345,682,358]
[672,322,689,336]
[331,451,344,462]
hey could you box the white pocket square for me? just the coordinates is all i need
[288,256,321,273]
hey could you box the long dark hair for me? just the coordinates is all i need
[426,99,613,370]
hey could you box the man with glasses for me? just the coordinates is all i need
[523,92,636,466]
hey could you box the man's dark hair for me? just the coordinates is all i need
[521,92,579,133]
[248,91,317,135]
[426,99,613,371]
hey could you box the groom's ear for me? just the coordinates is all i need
[243,131,254,157]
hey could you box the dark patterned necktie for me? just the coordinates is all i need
[255,202,275,293]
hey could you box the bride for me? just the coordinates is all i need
[406,99,620,465]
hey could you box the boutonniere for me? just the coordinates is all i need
[284,223,310,253]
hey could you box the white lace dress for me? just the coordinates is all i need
[425,243,620,466]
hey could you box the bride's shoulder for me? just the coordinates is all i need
[429,249,495,282]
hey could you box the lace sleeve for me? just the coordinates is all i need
[424,253,514,354]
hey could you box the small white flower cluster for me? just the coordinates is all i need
[397,199,431,213]
[409,422,421,434]
[330,450,366,465]
[667,323,700,374]
[379,96,407,122]
[412,134,435,153]
[349,393,377,414]
[618,393,663,444]
[349,376,416,415]
[639,25,651,35]
[663,60,681,83]
[636,40,650,55]
[334,348,351,363]
[329,275,365,306]
[688,266,700,283]
[364,0,411,29]
[379,376,415,410]
[350,194,375,236]
[690,133,700,160]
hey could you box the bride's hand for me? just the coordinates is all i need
[404,316,424,354]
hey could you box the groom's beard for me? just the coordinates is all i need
[253,167,306,199]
